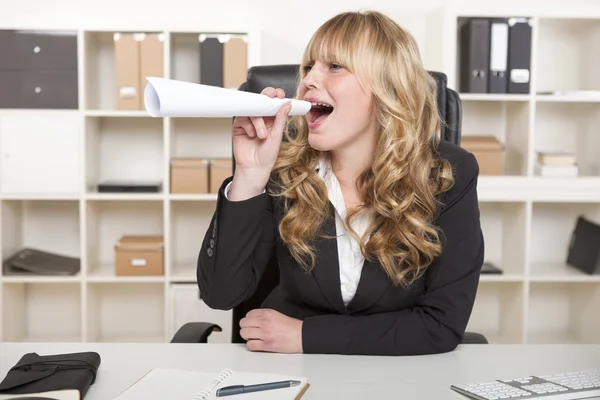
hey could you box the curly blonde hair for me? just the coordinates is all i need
[269,10,455,287]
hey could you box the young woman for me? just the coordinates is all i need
[196,10,484,356]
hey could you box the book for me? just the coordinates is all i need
[0,389,80,400]
[113,368,309,400]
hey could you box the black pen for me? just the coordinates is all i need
[215,380,302,397]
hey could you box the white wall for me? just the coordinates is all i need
[3,0,600,68]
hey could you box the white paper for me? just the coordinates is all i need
[144,77,311,118]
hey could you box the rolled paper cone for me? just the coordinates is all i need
[144,77,311,118]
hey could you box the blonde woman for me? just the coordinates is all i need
[197,10,484,356]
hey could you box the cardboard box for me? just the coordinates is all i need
[461,136,504,175]
[170,158,209,193]
[114,33,141,110]
[115,235,164,276]
[209,158,233,193]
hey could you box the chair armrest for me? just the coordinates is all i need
[170,322,222,343]
[462,331,489,344]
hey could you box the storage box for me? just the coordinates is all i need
[114,33,141,110]
[460,136,504,175]
[209,158,233,193]
[170,158,209,193]
[115,235,164,276]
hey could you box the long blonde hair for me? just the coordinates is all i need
[269,10,455,287]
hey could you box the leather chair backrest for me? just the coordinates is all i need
[238,64,461,145]
[229,65,462,343]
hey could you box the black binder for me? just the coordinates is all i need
[507,17,532,94]
[566,216,600,275]
[2,248,80,276]
[458,18,490,93]
[0,352,101,398]
[200,35,224,87]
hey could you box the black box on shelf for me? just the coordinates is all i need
[97,180,162,193]
[566,216,600,275]
[0,29,78,109]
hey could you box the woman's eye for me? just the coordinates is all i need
[330,63,343,70]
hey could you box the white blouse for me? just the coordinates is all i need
[224,153,370,306]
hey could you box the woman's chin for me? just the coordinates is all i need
[308,132,332,151]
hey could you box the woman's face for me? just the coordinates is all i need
[298,59,377,153]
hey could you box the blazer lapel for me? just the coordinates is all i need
[311,202,350,315]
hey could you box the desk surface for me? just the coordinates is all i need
[1,342,600,399]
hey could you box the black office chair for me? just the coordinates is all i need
[171,65,488,346]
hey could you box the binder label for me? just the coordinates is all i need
[511,69,529,83]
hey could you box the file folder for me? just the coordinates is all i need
[140,33,164,109]
[200,35,224,87]
[223,36,248,89]
[458,18,490,93]
[114,33,141,110]
[507,17,532,94]
[489,18,509,93]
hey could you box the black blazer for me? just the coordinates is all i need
[197,140,484,356]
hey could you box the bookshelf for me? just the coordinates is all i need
[0,27,259,343]
[425,6,600,344]
[1,6,600,346]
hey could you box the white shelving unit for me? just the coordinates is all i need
[0,27,259,343]
[425,6,600,344]
[2,7,600,346]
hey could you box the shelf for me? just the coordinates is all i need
[86,282,165,342]
[85,200,163,277]
[461,101,531,176]
[2,282,81,342]
[530,262,600,283]
[83,30,165,110]
[479,202,528,277]
[527,282,600,344]
[466,281,525,344]
[170,117,232,159]
[0,112,82,196]
[169,201,215,279]
[529,202,600,276]
[534,102,600,177]
[0,200,81,278]
[535,18,600,93]
[85,116,164,192]
[170,32,201,85]
[459,94,531,102]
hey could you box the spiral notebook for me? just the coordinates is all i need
[113,368,309,400]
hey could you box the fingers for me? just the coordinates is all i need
[261,87,286,98]
[233,116,257,138]
[247,340,267,352]
[271,104,291,140]
[240,327,263,341]
[250,117,267,139]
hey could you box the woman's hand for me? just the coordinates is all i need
[228,88,291,201]
[239,308,303,353]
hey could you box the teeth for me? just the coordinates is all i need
[310,101,333,108]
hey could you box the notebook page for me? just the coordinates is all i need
[113,368,219,400]
[208,371,309,400]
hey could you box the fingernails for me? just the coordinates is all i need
[259,128,266,138]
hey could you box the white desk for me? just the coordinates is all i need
[1,343,600,399]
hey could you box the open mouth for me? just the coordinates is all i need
[309,102,334,124]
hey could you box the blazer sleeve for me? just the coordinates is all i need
[301,152,485,356]
[196,177,276,310]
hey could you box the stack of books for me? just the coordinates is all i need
[536,152,578,177]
